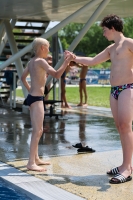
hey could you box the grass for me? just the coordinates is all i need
[16,86,111,108]
[66,86,110,107]
[16,89,24,97]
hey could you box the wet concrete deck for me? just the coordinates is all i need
[0,104,133,200]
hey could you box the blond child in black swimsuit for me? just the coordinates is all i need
[21,38,74,172]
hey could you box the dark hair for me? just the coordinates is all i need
[100,14,123,32]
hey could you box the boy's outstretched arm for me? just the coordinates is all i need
[42,53,75,79]
[65,48,110,66]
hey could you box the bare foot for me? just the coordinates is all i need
[27,163,47,172]
[35,158,51,165]
[83,104,88,107]
[64,105,72,109]
[61,105,72,109]
[77,103,83,106]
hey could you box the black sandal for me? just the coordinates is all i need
[107,167,119,175]
[72,143,95,153]
[109,173,132,184]
[72,143,83,148]
[77,146,95,153]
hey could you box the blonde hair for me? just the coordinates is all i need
[32,38,49,53]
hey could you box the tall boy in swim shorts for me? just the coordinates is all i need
[66,14,133,184]
[21,38,74,171]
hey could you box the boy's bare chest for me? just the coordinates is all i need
[110,44,126,59]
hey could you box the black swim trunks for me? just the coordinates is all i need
[80,78,86,83]
[26,94,44,106]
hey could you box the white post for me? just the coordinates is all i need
[4,20,28,98]
[0,19,16,55]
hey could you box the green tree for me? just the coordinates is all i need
[58,22,111,56]
[59,23,84,51]
[123,17,133,38]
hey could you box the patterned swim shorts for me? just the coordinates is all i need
[111,83,133,100]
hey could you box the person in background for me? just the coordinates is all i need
[61,66,71,108]
[77,64,88,107]
[61,61,76,108]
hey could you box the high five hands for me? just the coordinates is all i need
[64,50,76,62]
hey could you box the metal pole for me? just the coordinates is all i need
[0,0,102,70]
[46,0,111,85]
[58,38,63,100]
[13,72,16,108]
[0,82,4,105]
[10,87,12,109]
[52,32,59,100]
[4,20,28,98]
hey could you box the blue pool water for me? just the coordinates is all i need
[0,178,31,200]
